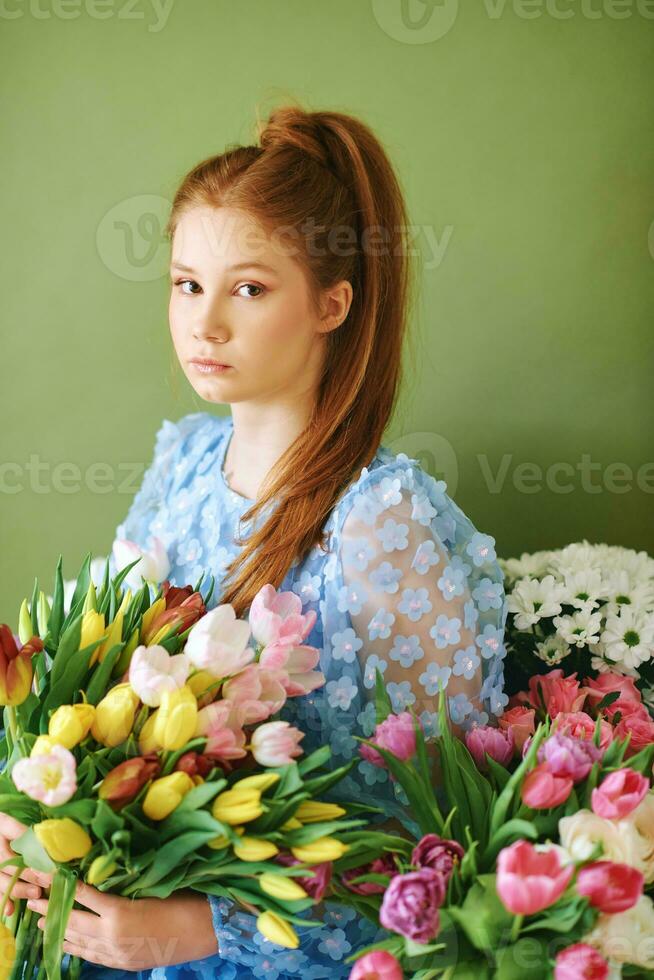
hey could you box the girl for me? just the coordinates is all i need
[25,104,508,978]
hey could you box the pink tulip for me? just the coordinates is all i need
[259,640,325,696]
[194,701,247,764]
[249,585,317,648]
[275,852,333,901]
[528,670,586,718]
[498,705,535,752]
[537,732,603,783]
[185,604,254,678]
[411,834,465,883]
[222,664,287,724]
[250,720,304,766]
[496,840,574,915]
[553,711,614,751]
[465,725,514,770]
[349,950,404,980]
[576,861,644,914]
[554,943,609,980]
[581,672,642,709]
[591,768,649,819]
[521,762,573,809]
[359,712,419,768]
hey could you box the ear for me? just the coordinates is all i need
[318,279,353,334]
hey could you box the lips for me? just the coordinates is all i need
[191,358,231,367]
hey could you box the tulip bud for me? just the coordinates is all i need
[142,771,195,821]
[234,772,280,793]
[91,608,124,669]
[208,826,244,850]
[290,837,350,863]
[256,911,299,949]
[152,685,198,751]
[0,624,40,707]
[280,817,303,831]
[37,592,51,639]
[175,751,214,779]
[112,625,141,678]
[99,755,160,810]
[187,669,221,708]
[293,801,346,824]
[31,735,59,757]
[81,610,106,655]
[138,711,162,754]
[49,703,96,749]
[86,853,118,885]
[91,683,140,747]
[18,600,33,646]
[33,817,92,862]
[140,597,166,643]
[259,873,308,901]
[232,837,279,862]
[82,581,97,616]
[212,787,263,825]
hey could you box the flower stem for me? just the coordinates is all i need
[0,866,22,920]
[510,913,524,943]
[6,706,18,752]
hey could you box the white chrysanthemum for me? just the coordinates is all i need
[552,609,603,649]
[561,569,605,612]
[506,575,568,631]
[599,607,654,670]
[589,654,639,678]
[128,644,191,707]
[551,540,606,577]
[499,550,555,585]
[535,632,572,665]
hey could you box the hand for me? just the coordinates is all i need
[28,879,219,969]
[0,812,52,917]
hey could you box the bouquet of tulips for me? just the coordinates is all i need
[0,553,398,980]
[337,669,654,979]
[498,541,654,708]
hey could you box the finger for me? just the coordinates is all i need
[1,880,42,902]
[0,814,28,839]
[61,939,115,967]
[28,899,101,936]
[0,864,46,887]
[71,879,114,915]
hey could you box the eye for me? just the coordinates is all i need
[236,282,266,299]
[173,278,201,295]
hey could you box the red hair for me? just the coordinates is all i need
[165,102,418,617]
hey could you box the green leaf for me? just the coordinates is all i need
[68,553,93,620]
[482,819,539,868]
[85,643,125,705]
[374,666,393,723]
[489,722,548,837]
[10,827,56,874]
[42,867,78,980]
[47,556,65,649]
[123,829,225,893]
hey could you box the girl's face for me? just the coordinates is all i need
[169,206,346,408]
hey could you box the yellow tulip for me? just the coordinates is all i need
[140,597,166,642]
[152,686,197,751]
[48,703,96,749]
[293,801,347,823]
[33,818,92,862]
[138,711,161,754]
[232,837,279,861]
[91,683,140,747]
[280,817,303,831]
[86,854,117,885]
[208,826,244,850]
[235,772,280,793]
[31,735,59,757]
[81,581,97,615]
[290,837,350,864]
[0,920,16,977]
[142,771,195,821]
[259,873,308,901]
[91,607,125,668]
[212,787,263,825]
[80,609,105,652]
[18,599,32,646]
[256,911,299,949]
[187,669,221,702]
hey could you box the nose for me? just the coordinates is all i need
[191,295,230,344]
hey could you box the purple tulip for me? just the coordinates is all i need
[379,868,445,943]
[465,725,514,771]
[537,732,603,783]
[342,851,400,895]
[411,834,465,883]
[359,711,420,769]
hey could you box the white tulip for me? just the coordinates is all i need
[128,644,191,707]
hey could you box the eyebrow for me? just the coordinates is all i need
[170,260,280,275]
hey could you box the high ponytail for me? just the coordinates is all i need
[165,103,418,618]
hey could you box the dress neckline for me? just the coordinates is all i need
[218,417,256,505]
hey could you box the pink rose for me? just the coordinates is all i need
[359,712,420,768]
[521,762,573,809]
[581,672,642,709]
[591,768,649,819]
[602,698,650,724]
[614,711,654,757]
[465,725,514,770]
[576,861,644,914]
[552,711,613,751]
[349,950,404,980]
[498,705,535,752]
[496,839,574,916]
[554,943,609,980]
[528,670,586,719]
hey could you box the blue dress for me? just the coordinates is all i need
[79,411,509,980]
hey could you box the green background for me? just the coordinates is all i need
[2,0,653,621]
